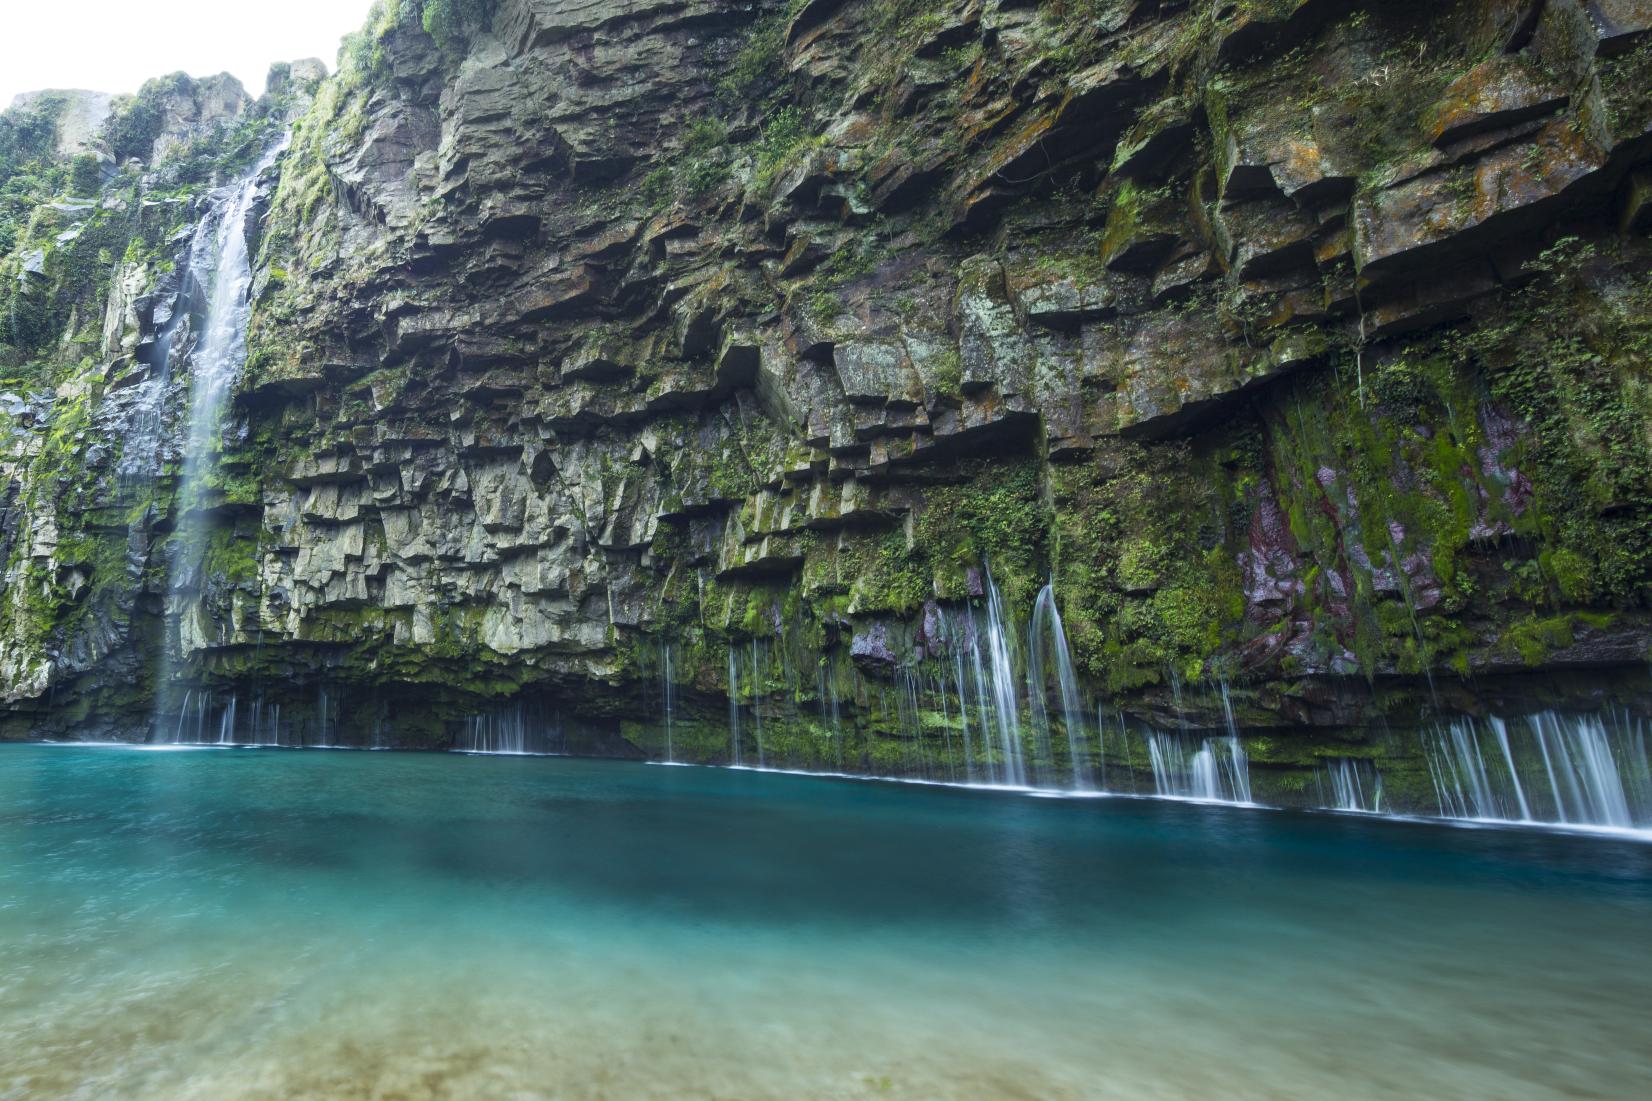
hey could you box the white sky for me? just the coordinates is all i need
[1,0,378,107]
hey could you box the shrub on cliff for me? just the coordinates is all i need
[420,0,495,53]
[103,73,192,164]
[69,154,101,197]
[0,94,63,185]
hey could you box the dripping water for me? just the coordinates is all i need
[1317,758,1384,813]
[660,642,676,764]
[1033,583,1091,787]
[1423,710,1650,830]
[727,649,742,766]
[455,700,565,756]
[1147,730,1253,804]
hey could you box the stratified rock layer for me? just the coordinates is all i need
[3,0,1652,808]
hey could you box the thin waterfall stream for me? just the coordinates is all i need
[1030,583,1091,790]
[646,583,1651,835]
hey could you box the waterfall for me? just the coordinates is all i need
[1147,674,1253,801]
[216,695,238,745]
[1029,583,1091,789]
[158,689,245,746]
[818,656,844,771]
[1487,717,1532,820]
[980,571,1027,786]
[1423,710,1650,830]
[942,612,980,784]
[675,568,1641,834]
[708,572,1063,788]
[897,667,928,778]
[460,708,525,754]
[1189,744,1221,800]
[455,701,564,755]
[1098,708,1138,794]
[727,649,742,766]
[1529,711,1638,827]
[169,690,200,744]
[1428,717,1503,819]
[175,144,285,501]
[661,642,676,764]
[150,138,288,739]
[926,576,1028,787]
[1147,731,1253,804]
[1218,736,1251,803]
[1318,758,1384,813]
[315,684,336,747]
[244,696,284,747]
[750,640,767,768]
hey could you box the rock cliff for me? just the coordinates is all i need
[3,0,1652,808]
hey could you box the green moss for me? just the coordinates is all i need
[1500,614,1574,667]
[1051,436,1247,693]
[1096,179,1176,269]
[914,457,1048,610]
[104,74,189,163]
[715,0,807,104]
[751,106,821,192]
[419,0,495,53]
[849,531,931,615]
[1453,239,1652,604]
[923,345,963,398]
[202,525,261,586]
[1598,38,1652,139]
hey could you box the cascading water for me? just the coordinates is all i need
[727,649,743,766]
[1425,710,1651,831]
[245,696,284,747]
[1097,709,1137,794]
[979,573,1027,787]
[894,668,930,778]
[164,690,310,747]
[818,656,845,770]
[1029,583,1091,790]
[1146,731,1253,804]
[1530,711,1639,827]
[150,138,289,745]
[1488,716,1531,820]
[455,701,564,755]
[750,640,767,768]
[120,256,1649,838]
[660,642,676,764]
[917,574,1029,787]
[1317,758,1384,813]
[315,684,337,748]
[714,571,1036,787]
[1428,717,1502,820]
[1218,681,1238,740]
[722,641,771,768]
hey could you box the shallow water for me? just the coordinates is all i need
[2,746,1649,1100]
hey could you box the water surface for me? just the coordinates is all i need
[2,745,1649,1099]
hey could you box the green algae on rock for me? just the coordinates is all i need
[1,0,1652,814]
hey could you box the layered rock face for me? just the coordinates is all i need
[3,0,1652,806]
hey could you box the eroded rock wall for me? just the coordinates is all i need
[3,0,1652,805]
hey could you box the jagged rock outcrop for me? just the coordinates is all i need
[2,0,1651,809]
[145,73,252,162]
[7,90,114,157]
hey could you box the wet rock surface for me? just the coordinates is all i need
[1,0,1651,788]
